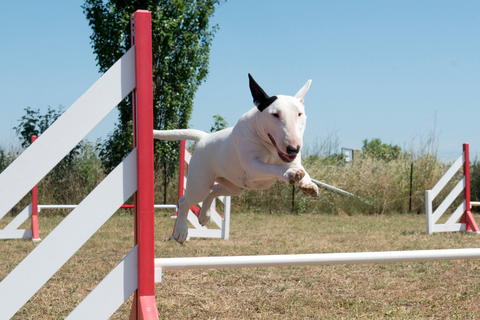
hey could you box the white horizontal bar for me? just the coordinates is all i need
[431,153,464,200]
[432,177,465,223]
[471,202,480,207]
[0,230,32,239]
[433,223,467,233]
[38,205,78,211]
[187,229,222,238]
[155,248,480,272]
[37,204,177,211]
[311,178,356,197]
[154,205,177,209]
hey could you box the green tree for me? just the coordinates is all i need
[362,138,402,161]
[210,114,228,132]
[14,106,62,148]
[82,0,222,202]
[14,106,81,163]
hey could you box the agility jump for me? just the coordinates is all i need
[3,10,480,320]
[0,136,231,242]
[425,143,480,234]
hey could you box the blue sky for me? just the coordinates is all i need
[1,1,479,160]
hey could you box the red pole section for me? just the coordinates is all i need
[130,10,159,320]
[461,143,479,232]
[31,135,39,241]
[464,143,471,218]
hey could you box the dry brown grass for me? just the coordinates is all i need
[235,154,464,217]
[2,211,480,319]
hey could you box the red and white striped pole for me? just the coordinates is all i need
[31,135,40,241]
[460,143,479,232]
[129,10,159,320]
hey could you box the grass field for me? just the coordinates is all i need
[1,211,480,319]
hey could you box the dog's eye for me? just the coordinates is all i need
[298,113,302,117]
[272,113,279,118]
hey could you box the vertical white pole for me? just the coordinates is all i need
[211,198,216,223]
[222,196,231,240]
[426,190,433,235]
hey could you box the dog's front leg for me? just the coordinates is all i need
[245,159,319,197]
[297,169,320,197]
[245,158,306,185]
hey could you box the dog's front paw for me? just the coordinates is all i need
[299,181,319,197]
[173,219,189,244]
[285,168,305,185]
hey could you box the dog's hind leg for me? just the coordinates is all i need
[198,181,244,226]
[174,181,213,244]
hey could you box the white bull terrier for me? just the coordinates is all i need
[153,74,319,243]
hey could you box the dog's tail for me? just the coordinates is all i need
[153,129,208,142]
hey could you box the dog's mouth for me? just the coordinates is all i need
[268,134,297,163]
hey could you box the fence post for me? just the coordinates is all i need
[31,135,40,241]
[425,190,433,235]
[130,10,158,320]
[460,143,480,232]
[464,143,471,226]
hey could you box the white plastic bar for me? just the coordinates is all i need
[67,246,138,319]
[445,200,467,225]
[0,230,33,239]
[431,153,464,200]
[155,248,480,273]
[38,205,78,212]
[154,204,177,209]
[425,190,434,235]
[432,177,465,224]
[222,196,231,240]
[184,151,192,163]
[0,48,136,221]
[36,204,176,211]
[3,204,31,230]
[188,229,222,238]
[433,223,467,233]
[0,150,137,320]
[311,178,356,198]
[471,202,480,207]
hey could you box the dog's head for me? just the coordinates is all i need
[248,74,311,163]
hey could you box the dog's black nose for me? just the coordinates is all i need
[286,145,300,155]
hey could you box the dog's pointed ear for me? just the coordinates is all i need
[294,80,312,103]
[248,73,277,112]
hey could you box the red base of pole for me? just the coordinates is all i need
[460,210,480,232]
